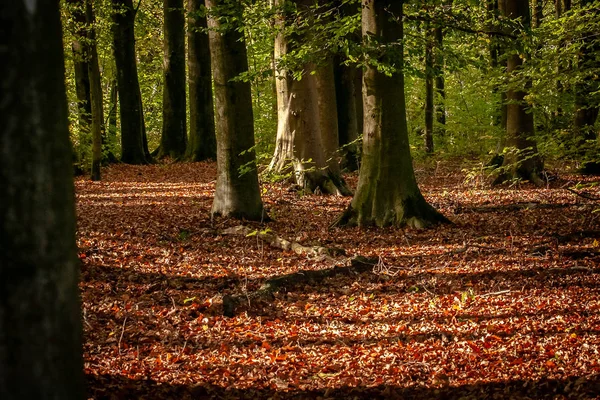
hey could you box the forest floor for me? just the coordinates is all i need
[77,160,600,399]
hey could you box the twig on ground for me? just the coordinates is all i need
[118,316,128,355]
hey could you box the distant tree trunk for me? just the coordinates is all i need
[335,0,448,228]
[424,17,434,154]
[206,0,265,220]
[270,0,351,195]
[107,78,118,152]
[532,0,542,28]
[66,0,92,138]
[186,0,216,161]
[86,0,103,181]
[434,23,446,133]
[158,0,187,159]
[496,0,544,185]
[334,62,361,171]
[0,1,84,398]
[112,0,149,164]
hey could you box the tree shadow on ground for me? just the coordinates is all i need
[87,372,600,399]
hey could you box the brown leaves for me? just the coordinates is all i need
[77,161,600,399]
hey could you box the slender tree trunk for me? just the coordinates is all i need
[107,78,118,154]
[0,1,84,398]
[424,17,434,154]
[334,61,360,171]
[206,0,265,220]
[158,0,187,159]
[335,0,448,228]
[186,0,216,161]
[496,0,544,185]
[112,0,149,164]
[434,24,446,132]
[270,0,351,195]
[86,0,103,181]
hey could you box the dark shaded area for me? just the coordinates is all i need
[87,373,600,399]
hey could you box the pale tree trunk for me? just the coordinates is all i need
[496,0,544,185]
[0,1,84,398]
[112,0,149,164]
[270,0,351,195]
[86,0,103,181]
[335,0,448,228]
[206,0,265,220]
[158,0,187,159]
[186,0,216,161]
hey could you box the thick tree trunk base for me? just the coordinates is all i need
[493,168,545,186]
[333,196,450,229]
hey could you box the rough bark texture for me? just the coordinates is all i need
[270,0,351,195]
[0,1,84,398]
[336,0,448,228]
[496,0,544,185]
[206,0,265,220]
[86,0,103,181]
[158,0,187,160]
[112,0,149,164]
[186,0,216,161]
[334,61,361,171]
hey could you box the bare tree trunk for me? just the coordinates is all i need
[434,24,446,133]
[424,17,434,154]
[334,61,361,171]
[0,1,84,398]
[496,0,544,185]
[112,0,149,164]
[86,0,103,181]
[335,0,448,228]
[158,0,187,159]
[186,0,216,161]
[206,0,265,220]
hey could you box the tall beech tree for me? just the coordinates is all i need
[0,0,84,398]
[86,0,103,180]
[112,0,149,164]
[158,0,187,159]
[186,0,216,161]
[496,0,544,185]
[270,0,351,195]
[335,0,448,228]
[206,0,265,220]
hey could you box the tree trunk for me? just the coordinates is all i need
[496,0,544,185]
[434,24,446,133]
[158,0,187,159]
[270,0,351,195]
[186,0,216,161]
[66,0,92,139]
[206,0,265,220]
[424,18,434,154]
[335,0,448,228]
[532,0,542,28]
[334,61,361,171]
[86,0,103,181]
[107,78,118,155]
[0,1,84,398]
[112,0,149,164]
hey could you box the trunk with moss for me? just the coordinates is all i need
[270,0,351,195]
[186,0,216,161]
[335,0,448,228]
[206,0,264,220]
[158,0,187,159]
[0,1,84,397]
[112,0,149,164]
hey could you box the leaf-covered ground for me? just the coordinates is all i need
[77,161,600,399]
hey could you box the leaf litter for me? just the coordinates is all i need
[77,160,600,399]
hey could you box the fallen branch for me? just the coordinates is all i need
[222,256,378,317]
[477,290,511,298]
[566,187,600,201]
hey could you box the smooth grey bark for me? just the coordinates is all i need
[206,0,265,220]
[112,0,149,164]
[270,0,351,195]
[335,0,448,228]
[0,1,84,399]
[496,0,544,185]
[86,0,103,180]
[158,0,187,159]
[186,0,216,161]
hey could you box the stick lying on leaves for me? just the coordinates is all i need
[220,225,377,317]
